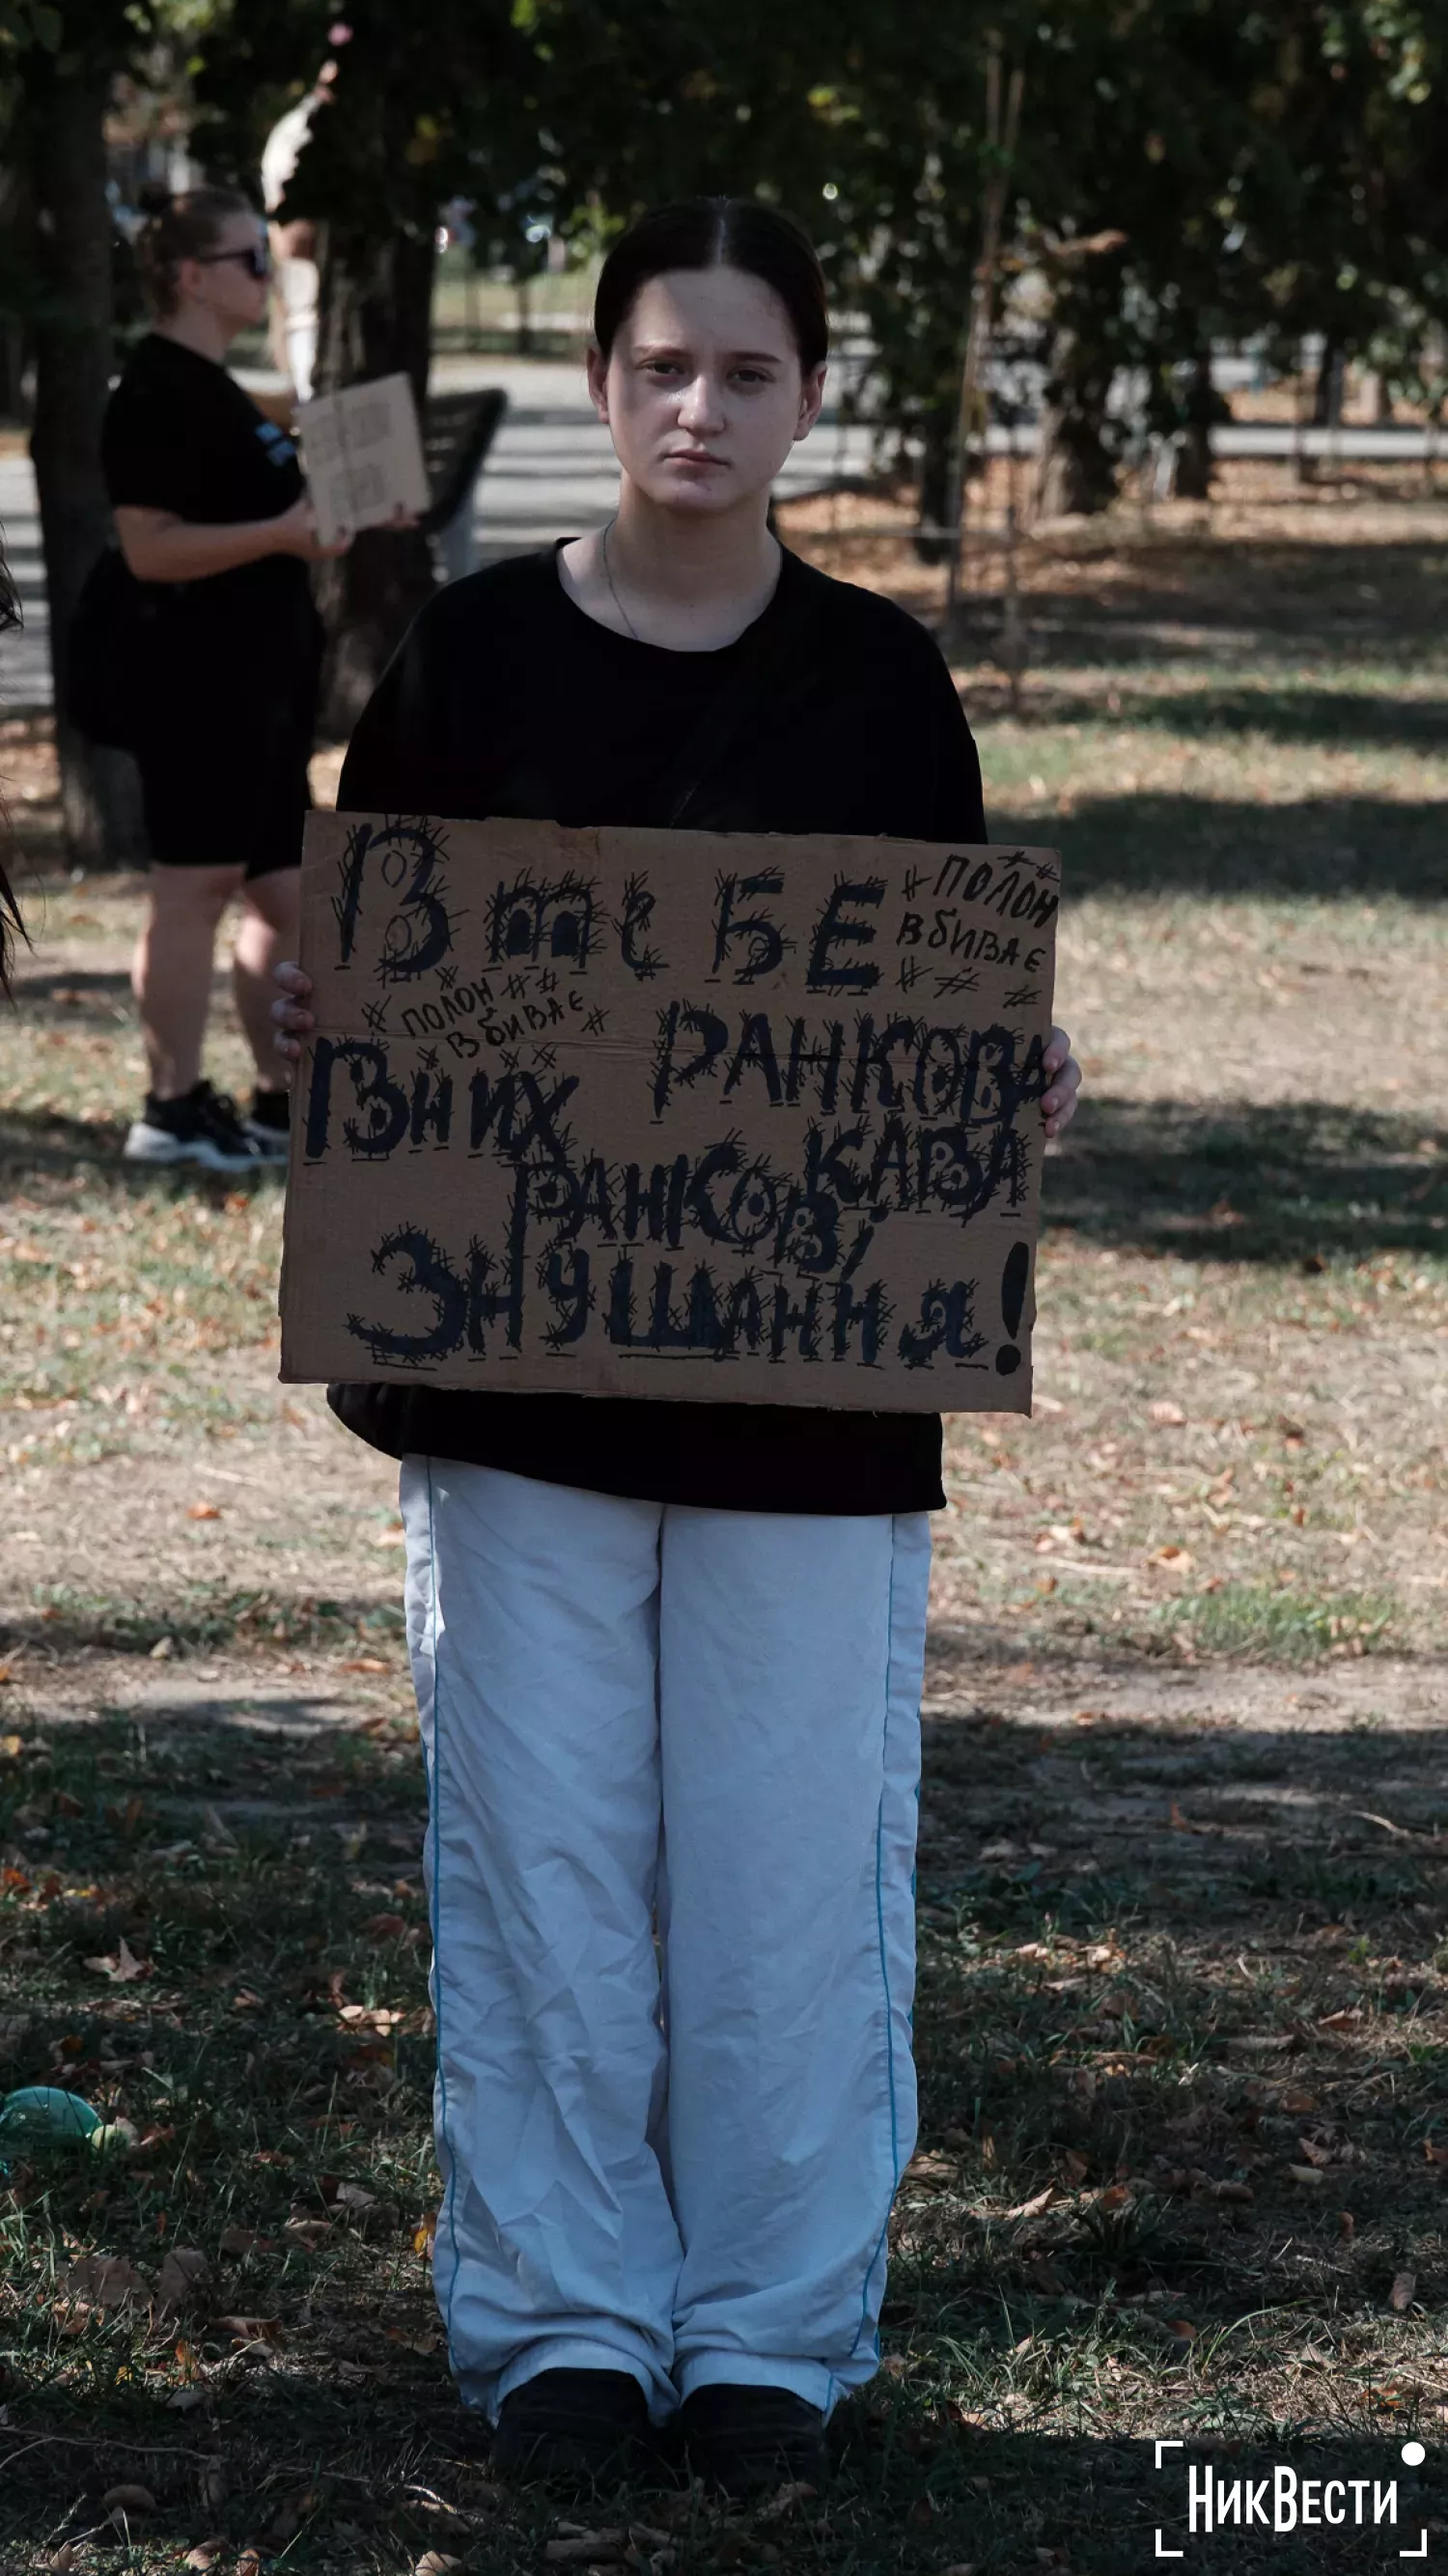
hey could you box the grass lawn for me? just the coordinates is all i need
[1,477,1447,2570]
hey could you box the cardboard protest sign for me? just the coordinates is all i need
[279,816,1060,1412]
[297,373,429,545]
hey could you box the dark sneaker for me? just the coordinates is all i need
[123,1079,262,1173]
[679,2384,827,2496]
[241,1084,292,1163]
[490,2366,651,2482]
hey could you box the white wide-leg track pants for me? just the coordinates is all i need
[400,1456,932,2424]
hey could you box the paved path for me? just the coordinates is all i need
[0,355,875,714]
[1,351,1439,713]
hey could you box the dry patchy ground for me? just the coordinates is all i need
[1,486,1447,2571]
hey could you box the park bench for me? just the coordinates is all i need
[419,385,509,584]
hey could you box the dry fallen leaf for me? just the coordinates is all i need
[362,1912,407,1940]
[62,2254,152,2307]
[219,2225,265,2255]
[1339,2210,1356,2239]
[101,2482,157,2512]
[905,2151,957,2184]
[414,2558,464,2576]
[1287,2164,1325,2187]
[265,2490,320,2545]
[84,1933,149,1982]
[156,2246,209,2308]
[184,2543,227,2571]
[757,2480,819,2521]
[334,2181,377,2213]
[188,1501,222,1522]
[102,2473,157,2513]
[1390,2270,1417,2312]
[1149,1399,1186,1426]
[342,1655,390,1671]
[1151,1543,1193,1568]
[284,2216,332,2248]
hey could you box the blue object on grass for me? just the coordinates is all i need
[0,2085,102,2165]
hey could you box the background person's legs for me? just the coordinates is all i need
[659,1507,933,2420]
[125,860,269,1169]
[234,865,300,1156]
[234,865,299,1080]
[131,859,243,1100]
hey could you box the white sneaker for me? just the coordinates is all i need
[123,1081,263,1172]
[240,1112,291,1164]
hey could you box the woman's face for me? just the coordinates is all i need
[588,264,825,517]
[174,210,270,339]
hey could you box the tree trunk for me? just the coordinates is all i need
[914,395,956,565]
[1033,324,1117,517]
[1172,347,1215,499]
[1033,396,1116,517]
[1312,338,1344,426]
[312,222,439,739]
[25,56,148,863]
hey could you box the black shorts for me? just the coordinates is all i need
[133,605,323,878]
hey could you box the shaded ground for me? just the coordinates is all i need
[2,481,1447,2570]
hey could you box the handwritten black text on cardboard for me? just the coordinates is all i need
[279,816,1060,1413]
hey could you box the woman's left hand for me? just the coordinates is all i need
[1042,1025,1082,1139]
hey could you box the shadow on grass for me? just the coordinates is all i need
[1044,1096,1448,1262]
[0,1103,281,1190]
[11,965,135,1017]
[978,534,1448,666]
[3,1704,1447,2569]
[996,683,1448,753]
[0,1583,404,1660]
[990,791,1448,900]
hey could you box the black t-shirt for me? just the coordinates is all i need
[101,332,317,663]
[327,541,989,1516]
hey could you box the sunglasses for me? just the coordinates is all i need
[196,244,270,281]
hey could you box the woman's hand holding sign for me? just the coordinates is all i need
[1041,1028,1081,1138]
[270,959,314,1061]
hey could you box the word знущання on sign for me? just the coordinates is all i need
[278,814,1060,1414]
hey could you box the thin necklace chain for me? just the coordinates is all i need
[599,516,642,642]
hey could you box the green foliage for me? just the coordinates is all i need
[15,1,1448,487]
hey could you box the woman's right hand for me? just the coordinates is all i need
[273,497,353,562]
[271,959,316,1065]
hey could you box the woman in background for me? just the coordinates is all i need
[102,185,348,1172]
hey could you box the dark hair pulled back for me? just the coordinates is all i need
[594,197,828,374]
[136,184,258,320]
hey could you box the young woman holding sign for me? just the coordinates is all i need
[274,199,1081,2493]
